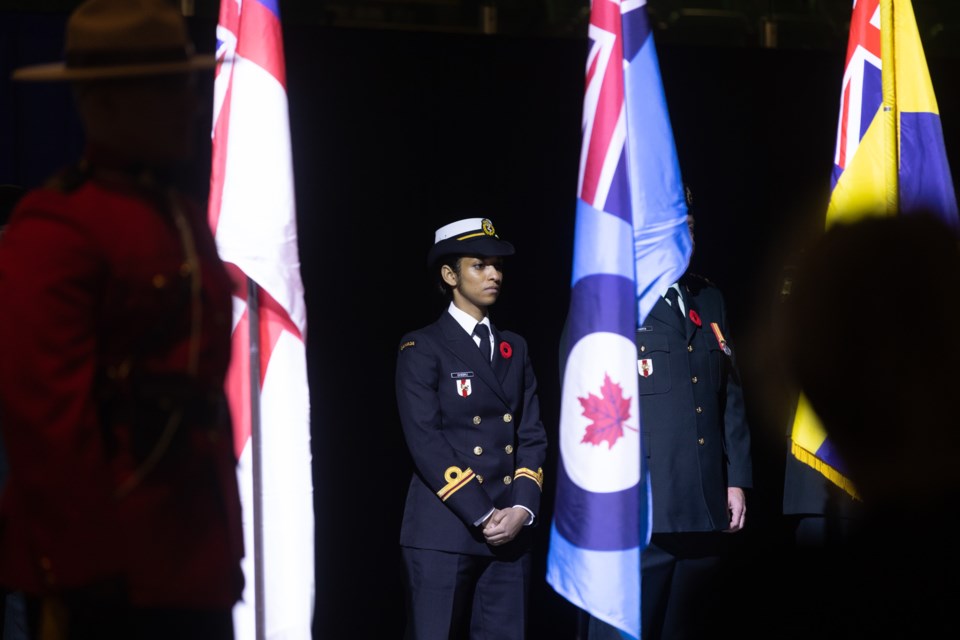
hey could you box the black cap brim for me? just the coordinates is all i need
[427,235,515,266]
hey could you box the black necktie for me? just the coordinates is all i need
[664,287,684,323]
[474,323,491,362]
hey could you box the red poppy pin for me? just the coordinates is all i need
[499,341,513,359]
[688,309,702,327]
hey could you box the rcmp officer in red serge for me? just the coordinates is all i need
[395,218,548,639]
[0,1,243,638]
[590,216,752,640]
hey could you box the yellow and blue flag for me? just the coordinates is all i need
[791,0,958,498]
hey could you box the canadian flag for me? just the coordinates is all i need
[209,1,315,638]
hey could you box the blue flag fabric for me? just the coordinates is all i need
[545,1,692,637]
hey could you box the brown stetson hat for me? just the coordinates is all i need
[12,0,215,82]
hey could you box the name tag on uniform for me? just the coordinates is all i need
[450,371,475,379]
[638,326,653,332]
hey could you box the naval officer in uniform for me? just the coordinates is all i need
[395,217,548,640]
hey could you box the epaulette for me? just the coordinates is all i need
[684,272,716,292]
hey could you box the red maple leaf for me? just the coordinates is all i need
[579,373,635,448]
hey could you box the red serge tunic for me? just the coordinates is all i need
[0,165,244,608]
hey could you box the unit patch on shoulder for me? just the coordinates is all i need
[399,340,416,352]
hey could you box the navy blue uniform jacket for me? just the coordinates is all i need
[395,311,547,556]
[637,275,752,533]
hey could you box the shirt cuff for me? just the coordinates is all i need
[474,507,495,527]
[514,505,535,526]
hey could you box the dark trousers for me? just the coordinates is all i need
[401,546,531,640]
[587,533,726,640]
[22,595,234,640]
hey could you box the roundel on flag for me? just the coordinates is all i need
[560,331,640,493]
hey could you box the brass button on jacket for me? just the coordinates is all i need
[472,416,481,425]
[504,444,514,454]
[473,446,483,456]
[503,413,513,423]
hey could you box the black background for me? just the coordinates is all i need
[3,7,960,639]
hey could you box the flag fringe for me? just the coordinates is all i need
[790,441,861,501]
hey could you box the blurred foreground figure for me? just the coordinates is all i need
[0,1,243,638]
[0,184,28,640]
[716,213,960,638]
[783,214,960,511]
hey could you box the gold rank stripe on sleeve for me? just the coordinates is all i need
[514,467,544,491]
[437,466,476,502]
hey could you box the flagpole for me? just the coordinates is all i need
[247,277,266,640]
[881,0,898,214]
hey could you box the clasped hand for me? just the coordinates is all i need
[482,507,527,546]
